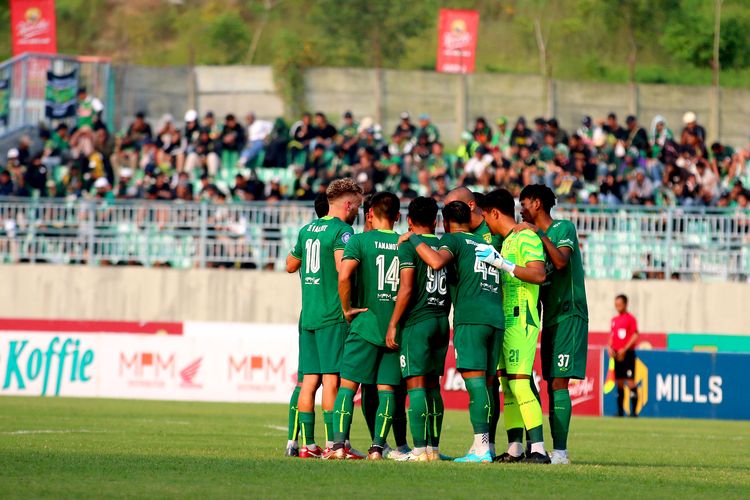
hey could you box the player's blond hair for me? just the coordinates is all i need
[326,178,363,203]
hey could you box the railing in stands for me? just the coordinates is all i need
[0,198,747,280]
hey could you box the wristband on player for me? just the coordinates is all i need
[499,258,516,277]
[408,233,422,247]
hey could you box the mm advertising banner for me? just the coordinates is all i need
[436,9,479,74]
[11,0,58,55]
[442,342,603,416]
[602,350,749,420]
[45,68,78,119]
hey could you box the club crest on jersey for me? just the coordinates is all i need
[483,234,492,243]
[341,232,352,244]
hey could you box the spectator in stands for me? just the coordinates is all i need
[240,113,272,167]
[626,169,655,204]
[155,114,181,170]
[397,176,418,202]
[493,116,511,150]
[603,112,627,141]
[76,86,104,130]
[312,112,337,148]
[0,170,13,196]
[264,117,290,168]
[532,117,547,146]
[115,168,140,199]
[25,154,48,196]
[393,111,416,142]
[185,127,220,177]
[473,116,494,147]
[5,148,20,170]
[119,112,152,169]
[93,177,114,201]
[338,111,359,165]
[415,114,439,146]
[600,173,625,204]
[548,118,569,146]
[289,112,314,160]
[624,116,649,157]
[693,159,719,205]
[146,170,175,200]
[219,114,246,170]
[510,116,532,147]
[202,111,220,140]
[681,111,706,144]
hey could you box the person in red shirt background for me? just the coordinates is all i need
[609,294,640,417]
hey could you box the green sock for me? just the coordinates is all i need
[551,389,572,450]
[489,377,500,446]
[323,410,333,445]
[407,388,428,448]
[502,377,524,443]
[392,385,408,447]
[287,385,301,441]
[509,378,544,444]
[525,381,542,444]
[333,387,356,444]
[464,376,491,434]
[426,387,444,447]
[361,384,378,440]
[298,411,315,446]
[373,390,395,447]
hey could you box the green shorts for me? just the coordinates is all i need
[453,324,503,373]
[400,316,450,378]
[340,332,402,386]
[299,321,349,375]
[541,315,589,380]
[498,323,540,376]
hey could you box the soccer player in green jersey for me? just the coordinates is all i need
[285,193,331,457]
[445,187,504,454]
[475,189,550,464]
[332,192,402,460]
[400,201,504,463]
[286,179,363,458]
[386,197,451,462]
[516,184,589,465]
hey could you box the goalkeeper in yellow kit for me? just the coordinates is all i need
[476,189,550,464]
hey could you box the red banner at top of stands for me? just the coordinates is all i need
[0,318,183,335]
[436,8,479,74]
[11,0,58,55]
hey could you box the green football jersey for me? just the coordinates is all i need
[501,229,545,329]
[398,234,450,327]
[343,230,400,347]
[473,219,503,250]
[539,219,589,327]
[439,232,504,329]
[291,216,354,330]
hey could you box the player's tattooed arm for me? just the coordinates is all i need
[338,259,367,322]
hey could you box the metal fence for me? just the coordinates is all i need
[0,53,113,137]
[0,198,748,280]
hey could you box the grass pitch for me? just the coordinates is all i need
[1,397,749,499]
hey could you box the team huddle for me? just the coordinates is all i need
[284,178,589,463]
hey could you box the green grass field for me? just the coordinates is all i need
[1,397,749,499]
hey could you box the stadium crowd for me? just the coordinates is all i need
[3,94,750,209]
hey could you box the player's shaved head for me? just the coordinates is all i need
[444,186,475,206]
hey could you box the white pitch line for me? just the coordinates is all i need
[265,425,287,432]
[1,429,96,435]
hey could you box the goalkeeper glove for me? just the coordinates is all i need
[475,244,516,277]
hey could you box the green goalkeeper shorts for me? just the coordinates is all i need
[541,315,589,380]
[399,315,450,378]
[497,322,540,376]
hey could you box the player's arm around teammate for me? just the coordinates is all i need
[401,201,503,463]
[514,184,590,465]
[386,197,450,461]
[477,188,550,464]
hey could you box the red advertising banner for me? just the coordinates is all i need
[11,0,58,55]
[436,8,479,74]
[442,342,603,417]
